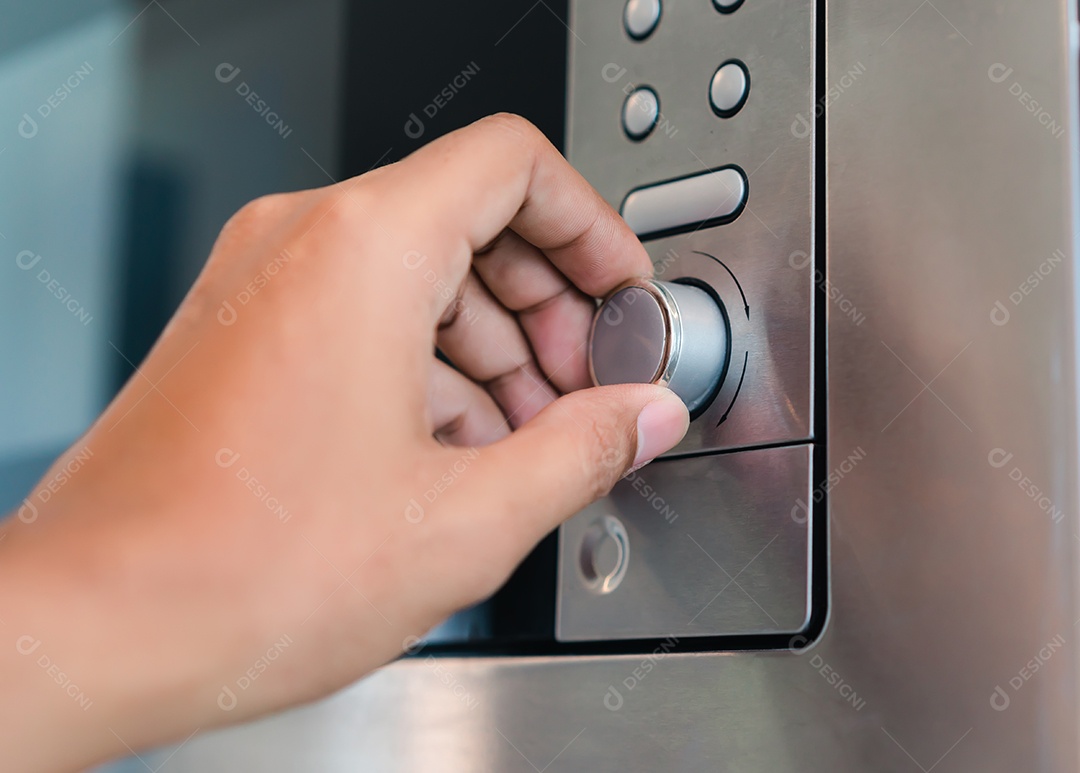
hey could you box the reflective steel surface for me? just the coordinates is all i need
[557,445,812,640]
[567,0,817,456]
[152,0,1080,769]
[563,0,820,645]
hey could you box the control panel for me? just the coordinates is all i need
[557,0,821,644]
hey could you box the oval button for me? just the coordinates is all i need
[710,60,749,117]
[622,87,660,140]
[712,0,744,12]
[624,0,661,40]
[620,166,747,238]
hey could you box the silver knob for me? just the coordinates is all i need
[588,279,729,413]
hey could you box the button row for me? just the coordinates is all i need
[623,0,745,41]
[620,61,749,141]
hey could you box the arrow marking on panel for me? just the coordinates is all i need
[692,250,749,320]
[717,351,749,426]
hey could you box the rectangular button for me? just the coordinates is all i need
[620,166,747,239]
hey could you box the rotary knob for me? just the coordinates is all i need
[588,279,729,413]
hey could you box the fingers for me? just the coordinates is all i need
[376,114,653,329]
[436,271,558,427]
[428,359,511,447]
[457,384,689,547]
[473,230,595,393]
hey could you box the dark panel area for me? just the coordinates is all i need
[341,0,570,175]
[341,0,570,647]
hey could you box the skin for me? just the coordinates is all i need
[0,114,689,772]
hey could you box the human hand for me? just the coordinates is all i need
[0,114,689,771]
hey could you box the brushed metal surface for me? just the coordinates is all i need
[557,445,812,641]
[568,0,817,456]
[149,0,1080,770]
[564,0,817,641]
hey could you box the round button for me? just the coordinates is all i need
[622,87,659,140]
[710,61,749,117]
[712,0,744,13]
[624,0,661,40]
[589,279,730,414]
[579,515,629,594]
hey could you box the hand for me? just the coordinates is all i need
[0,114,689,772]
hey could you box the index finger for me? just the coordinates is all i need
[384,113,653,302]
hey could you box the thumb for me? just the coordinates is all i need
[467,383,689,540]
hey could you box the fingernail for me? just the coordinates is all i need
[632,392,690,470]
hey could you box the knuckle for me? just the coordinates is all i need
[297,184,382,244]
[228,192,291,229]
[215,193,299,252]
[209,192,300,264]
[338,182,385,225]
[478,112,544,145]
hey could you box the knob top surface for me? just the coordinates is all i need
[590,285,668,386]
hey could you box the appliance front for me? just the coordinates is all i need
[153,0,1080,770]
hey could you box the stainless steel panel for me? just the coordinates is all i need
[153,0,1080,770]
[557,445,812,641]
[567,0,816,455]
[644,245,814,455]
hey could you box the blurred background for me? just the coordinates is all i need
[0,0,567,509]
[1,0,345,508]
[1,2,567,767]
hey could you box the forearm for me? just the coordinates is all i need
[0,425,409,772]
[1,526,120,768]
[0,474,260,772]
